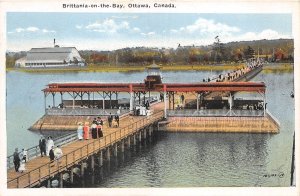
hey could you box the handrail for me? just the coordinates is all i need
[7,110,164,188]
[7,132,78,169]
[167,109,264,117]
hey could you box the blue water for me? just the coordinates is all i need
[6,68,294,187]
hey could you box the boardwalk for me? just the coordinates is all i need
[7,110,164,188]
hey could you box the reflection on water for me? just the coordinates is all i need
[6,69,294,187]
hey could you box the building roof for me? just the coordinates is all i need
[26,47,82,62]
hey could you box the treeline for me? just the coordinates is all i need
[6,38,294,68]
[80,38,294,66]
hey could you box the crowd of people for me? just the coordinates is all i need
[12,136,64,173]
[12,114,123,173]
[203,60,263,83]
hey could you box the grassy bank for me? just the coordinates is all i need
[6,63,293,73]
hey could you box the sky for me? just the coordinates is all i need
[6,13,292,51]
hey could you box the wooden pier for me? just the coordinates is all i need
[7,110,164,188]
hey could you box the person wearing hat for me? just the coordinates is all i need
[77,122,83,140]
[83,122,90,140]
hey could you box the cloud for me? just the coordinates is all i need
[75,25,83,29]
[141,31,155,36]
[132,27,140,33]
[9,26,56,34]
[86,19,130,33]
[111,15,139,19]
[171,17,240,36]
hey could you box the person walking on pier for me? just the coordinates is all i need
[115,114,119,127]
[83,122,90,140]
[91,119,98,139]
[97,121,103,138]
[108,113,113,128]
[39,137,46,157]
[49,146,55,167]
[54,145,63,166]
[13,148,20,172]
[19,160,26,173]
[77,122,83,140]
[21,148,27,163]
[46,136,54,156]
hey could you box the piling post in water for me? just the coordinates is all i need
[70,167,74,183]
[121,140,125,152]
[47,179,51,188]
[59,173,63,188]
[133,134,136,145]
[114,144,118,157]
[139,131,142,142]
[91,155,95,171]
[99,150,103,167]
[106,147,111,161]
[127,136,131,148]
[143,129,147,140]
[80,162,85,177]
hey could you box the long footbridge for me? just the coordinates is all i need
[7,110,164,188]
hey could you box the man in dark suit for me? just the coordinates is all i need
[39,137,46,157]
[13,148,20,172]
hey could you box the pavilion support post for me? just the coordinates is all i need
[116,92,118,104]
[44,92,47,113]
[72,92,75,109]
[263,93,266,116]
[109,92,112,109]
[143,92,146,105]
[88,92,90,107]
[164,85,167,119]
[129,84,134,112]
[229,93,232,116]
[80,92,83,106]
[60,92,63,105]
[52,93,55,107]
[138,92,141,105]
[59,172,63,188]
[172,92,175,110]
[102,92,105,113]
[99,150,103,167]
[196,93,200,112]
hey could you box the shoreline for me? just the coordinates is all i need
[6,63,293,73]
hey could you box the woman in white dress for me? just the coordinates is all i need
[77,122,83,140]
[19,160,26,173]
[46,136,54,156]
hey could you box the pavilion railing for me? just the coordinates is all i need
[7,110,164,188]
[167,109,264,117]
[45,108,129,116]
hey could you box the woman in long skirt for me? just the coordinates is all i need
[91,122,98,139]
[97,123,103,138]
[83,122,90,140]
[46,136,54,156]
[77,122,83,140]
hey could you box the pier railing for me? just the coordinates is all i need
[167,109,264,117]
[7,132,78,169]
[46,108,129,116]
[7,110,164,188]
[266,109,280,128]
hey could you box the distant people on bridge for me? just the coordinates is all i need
[19,160,26,173]
[21,148,27,163]
[91,119,98,139]
[46,136,54,156]
[83,122,90,140]
[77,122,83,140]
[160,93,164,102]
[54,145,63,166]
[13,148,20,172]
[49,146,55,167]
[145,100,150,109]
[97,117,103,126]
[39,137,47,157]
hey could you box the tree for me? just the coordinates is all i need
[243,46,255,60]
[213,36,225,63]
